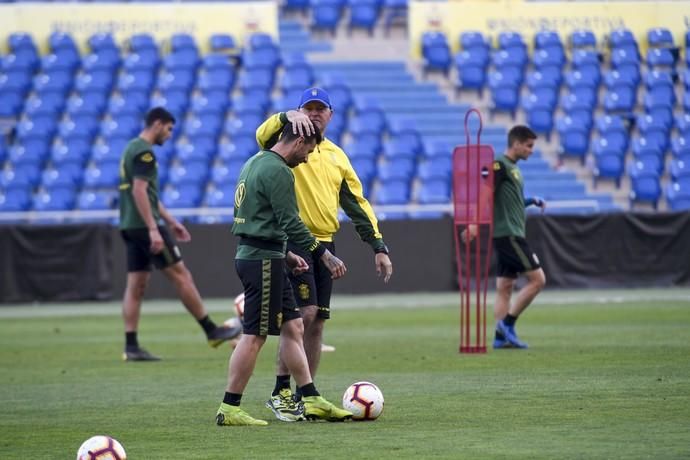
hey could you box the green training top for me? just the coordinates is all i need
[232,150,323,260]
[493,154,526,238]
[118,137,160,230]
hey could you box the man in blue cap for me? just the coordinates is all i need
[255,87,394,422]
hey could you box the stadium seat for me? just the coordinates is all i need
[603,87,636,112]
[460,31,489,51]
[570,29,596,49]
[210,163,240,187]
[374,179,410,205]
[534,30,563,50]
[191,91,230,116]
[25,93,67,118]
[83,161,120,188]
[416,179,450,204]
[32,187,77,212]
[157,69,196,93]
[184,114,223,140]
[629,175,661,209]
[123,51,159,73]
[76,189,116,211]
[666,179,690,211]
[204,185,235,208]
[162,183,203,209]
[498,31,526,50]
[311,0,343,35]
[350,158,377,187]
[492,48,528,70]
[593,152,625,188]
[280,64,314,93]
[8,140,50,167]
[41,163,84,189]
[0,188,32,211]
[82,50,120,74]
[168,161,209,186]
[647,28,674,48]
[0,164,42,190]
[675,114,690,135]
[609,28,638,50]
[129,34,158,54]
[239,69,274,93]
[646,48,674,68]
[88,33,118,53]
[51,139,91,166]
[108,92,149,118]
[377,158,415,182]
[671,136,690,159]
[422,32,452,75]
[218,136,258,161]
[209,34,237,53]
[175,139,216,164]
[164,50,200,72]
[557,117,590,163]
[343,139,380,161]
[198,68,235,92]
[348,0,381,36]
[58,117,99,143]
[533,47,565,69]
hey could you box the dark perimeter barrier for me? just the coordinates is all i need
[1,212,689,303]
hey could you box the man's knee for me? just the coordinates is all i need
[127,274,150,299]
[282,318,305,340]
[528,269,546,291]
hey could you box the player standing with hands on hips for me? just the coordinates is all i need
[216,122,352,426]
[118,107,241,361]
[255,88,393,421]
[463,125,546,349]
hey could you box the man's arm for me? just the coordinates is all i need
[159,201,191,242]
[132,178,163,254]
[256,111,313,150]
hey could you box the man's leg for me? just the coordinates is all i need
[122,272,160,361]
[493,276,515,349]
[301,305,323,378]
[216,334,269,426]
[163,261,240,347]
[509,268,546,317]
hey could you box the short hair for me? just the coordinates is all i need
[508,125,537,147]
[145,107,176,127]
[279,122,323,145]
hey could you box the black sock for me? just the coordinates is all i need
[299,382,319,398]
[503,314,518,327]
[125,332,138,349]
[198,315,217,335]
[223,392,242,406]
[495,329,505,340]
[272,375,292,396]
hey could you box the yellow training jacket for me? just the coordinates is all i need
[256,112,387,252]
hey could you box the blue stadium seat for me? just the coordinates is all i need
[0,188,32,212]
[322,75,353,111]
[592,136,626,159]
[239,69,274,93]
[175,139,216,164]
[593,152,625,188]
[0,90,24,117]
[557,117,590,163]
[25,93,67,118]
[129,34,158,54]
[374,179,410,205]
[162,183,203,209]
[83,161,120,188]
[91,138,129,163]
[387,119,423,156]
[646,48,675,68]
[167,161,209,187]
[218,137,258,162]
[630,175,661,209]
[280,65,314,93]
[570,29,596,49]
[233,91,270,117]
[0,69,32,95]
[603,87,636,112]
[41,163,84,189]
[311,0,343,35]
[204,184,235,208]
[75,71,114,96]
[123,51,160,73]
[666,179,690,211]
[637,113,671,137]
[609,28,638,50]
[77,189,116,211]
[596,114,628,135]
[170,33,198,53]
[243,48,281,72]
[108,92,149,118]
[670,157,690,181]
[417,156,451,181]
[526,107,554,140]
[88,33,118,53]
[118,71,155,94]
[8,139,50,167]
[417,179,450,204]
[33,71,73,95]
[224,114,264,138]
[676,114,690,135]
[647,28,674,48]
[66,93,107,117]
[209,34,237,53]
[51,139,91,166]
[184,114,222,140]
[343,139,380,161]
[0,164,41,190]
[58,116,99,143]
[191,91,230,116]
[210,163,240,187]
[350,158,377,187]
[350,115,386,138]
[533,47,565,69]
[348,0,381,36]
[377,158,415,182]
[460,31,489,51]
[32,187,77,211]
[8,32,37,54]
[422,32,452,75]
[198,68,235,93]
[671,136,690,159]
[100,117,141,140]
[498,31,526,50]
[2,50,39,74]
[164,50,200,72]
[157,69,196,93]
[149,91,189,120]
[82,50,120,74]
[534,30,562,50]
[492,48,528,70]
[16,117,57,143]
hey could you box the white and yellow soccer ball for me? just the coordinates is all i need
[342,381,384,421]
[77,435,126,460]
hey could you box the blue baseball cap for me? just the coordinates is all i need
[299,87,332,109]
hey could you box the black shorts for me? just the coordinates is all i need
[494,236,541,279]
[287,241,335,320]
[235,258,302,336]
[121,226,182,272]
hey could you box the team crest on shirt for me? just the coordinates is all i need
[140,153,154,163]
[493,161,501,171]
[511,169,521,181]
[298,283,310,300]
[235,182,246,208]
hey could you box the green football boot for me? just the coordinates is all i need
[266,388,305,422]
[303,396,353,422]
[216,403,268,426]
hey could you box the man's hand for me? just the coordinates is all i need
[534,197,547,214]
[170,220,191,242]
[286,251,309,276]
[460,224,478,243]
[149,228,164,254]
[375,253,393,283]
[320,249,347,280]
[286,110,314,137]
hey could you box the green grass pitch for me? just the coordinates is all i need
[1,291,689,459]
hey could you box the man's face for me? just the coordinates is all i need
[514,139,535,160]
[287,137,316,168]
[153,121,174,145]
[300,101,332,133]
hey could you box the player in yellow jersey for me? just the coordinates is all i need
[256,88,393,421]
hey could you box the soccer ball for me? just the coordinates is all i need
[342,381,384,421]
[77,435,126,460]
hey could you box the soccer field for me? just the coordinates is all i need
[1,290,689,459]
